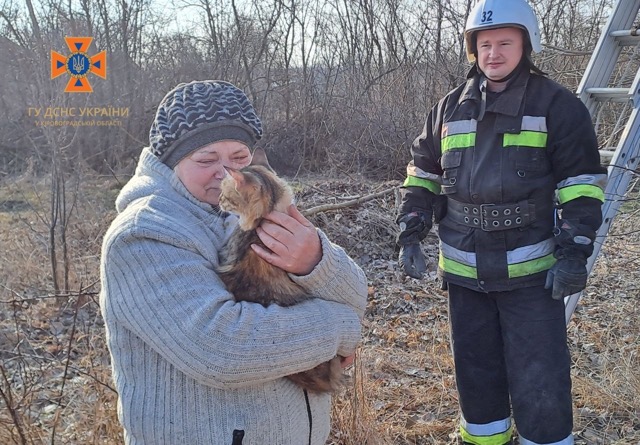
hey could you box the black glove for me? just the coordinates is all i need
[553,218,596,258]
[399,243,427,279]
[396,211,432,278]
[396,211,432,245]
[544,258,588,300]
[396,211,431,279]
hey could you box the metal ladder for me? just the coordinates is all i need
[566,0,640,323]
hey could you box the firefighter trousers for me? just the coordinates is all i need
[448,283,574,444]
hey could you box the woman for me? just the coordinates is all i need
[100,80,367,445]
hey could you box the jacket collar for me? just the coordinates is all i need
[458,64,532,133]
[459,64,483,106]
[485,67,530,117]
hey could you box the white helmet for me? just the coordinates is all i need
[464,0,541,62]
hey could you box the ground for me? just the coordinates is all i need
[0,174,638,444]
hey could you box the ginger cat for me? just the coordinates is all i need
[217,148,343,393]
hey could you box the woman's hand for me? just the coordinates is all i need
[252,204,322,275]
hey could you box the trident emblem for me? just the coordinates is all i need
[72,55,86,74]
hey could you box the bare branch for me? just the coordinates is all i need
[302,186,397,217]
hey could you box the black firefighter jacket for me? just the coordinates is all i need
[399,68,608,292]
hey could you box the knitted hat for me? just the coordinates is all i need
[149,80,263,168]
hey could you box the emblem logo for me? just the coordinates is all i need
[51,37,106,93]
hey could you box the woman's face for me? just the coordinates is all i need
[174,140,252,205]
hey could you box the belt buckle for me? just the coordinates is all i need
[480,203,496,231]
[479,203,495,216]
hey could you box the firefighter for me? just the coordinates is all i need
[395,0,607,444]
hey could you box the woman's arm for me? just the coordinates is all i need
[251,204,368,319]
[100,217,363,390]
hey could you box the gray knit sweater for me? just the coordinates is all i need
[100,148,368,445]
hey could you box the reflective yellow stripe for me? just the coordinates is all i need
[503,131,547,148]
[558,184,605,204]
[440,246,555,279]
[508,253,556,278]
[460,424,514,445]
[439,252,477,279]
[442,133,475,153]
[403,176,441,194]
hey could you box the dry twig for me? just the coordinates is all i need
[302,187,397,216]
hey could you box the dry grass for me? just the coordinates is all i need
[1,173,639,444]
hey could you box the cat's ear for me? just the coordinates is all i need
[225,167,246,189]
[250,148,273,170]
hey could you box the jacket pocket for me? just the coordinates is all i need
[508,147,551,179]
[440,150,462,195]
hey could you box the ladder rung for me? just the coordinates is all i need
[585,87,632,101]
[599,148,616,163]
[610,29,640,46]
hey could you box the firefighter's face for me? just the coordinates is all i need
[476,27,524,85]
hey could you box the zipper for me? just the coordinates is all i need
[303,389,312,445]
